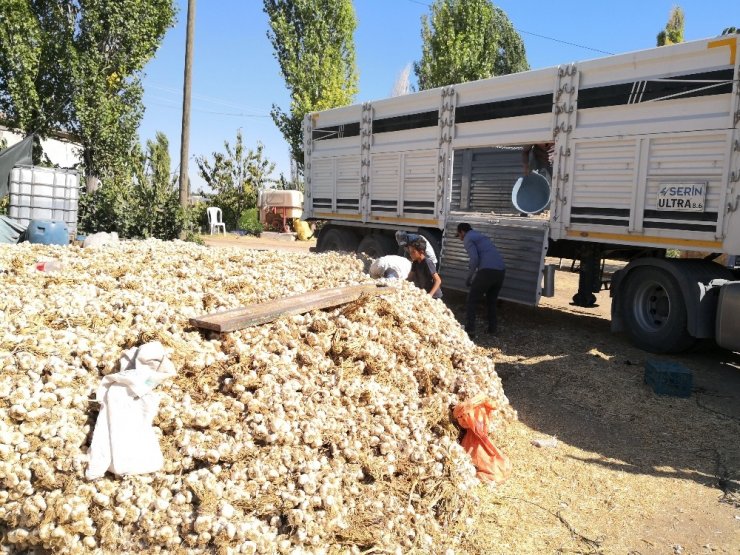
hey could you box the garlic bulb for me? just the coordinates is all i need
[0,239,514,553]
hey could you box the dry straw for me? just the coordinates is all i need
[0,239,514,553]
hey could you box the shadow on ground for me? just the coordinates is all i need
[442,290,740,505]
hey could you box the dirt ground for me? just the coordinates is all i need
[202,231,317,254]
[202,234,740,554]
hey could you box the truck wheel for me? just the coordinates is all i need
[621,267,694,353]
[317,228,359,253]
[357,234,396,258]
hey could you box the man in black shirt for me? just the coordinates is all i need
[406,238,442,299]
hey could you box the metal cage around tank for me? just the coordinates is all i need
[8,166,80,236]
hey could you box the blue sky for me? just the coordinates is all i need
[139,0,738,192]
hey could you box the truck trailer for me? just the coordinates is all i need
[302,36,740,353]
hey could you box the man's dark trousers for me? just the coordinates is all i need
[465,268,505,335]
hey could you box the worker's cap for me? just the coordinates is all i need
[395,231,410,246]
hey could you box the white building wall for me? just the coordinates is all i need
[0,126,82,169]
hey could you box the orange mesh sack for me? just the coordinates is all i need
[453,394,512,484]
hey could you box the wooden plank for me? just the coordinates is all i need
[190,284,391,333]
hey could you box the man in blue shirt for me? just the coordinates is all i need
[456,223,506,338]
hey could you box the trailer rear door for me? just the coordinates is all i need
[440,213,550,305]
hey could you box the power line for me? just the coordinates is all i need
[145,101,271,118]
[516,29,613,55]
[146,95,182,106]
[144,91,270,117]
[147,82,266,113]
[195,109,270,118]
[403,0,613,56]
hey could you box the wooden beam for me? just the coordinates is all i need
[190,284,391,333]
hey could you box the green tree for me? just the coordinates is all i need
[77,170,138,237]
[264,0,358,171]
[0,0,176,183]
[275,172,303,192]
[657,6,685,46]
[0,1,74,137]
[78,132,184,240]
[414,0,528,91]
[131,131,182,239]
[195,130,277,229]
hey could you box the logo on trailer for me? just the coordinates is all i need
[656,182,707,212]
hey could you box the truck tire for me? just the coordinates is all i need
[317,228,359,253]
[621,266,694,353]
[356,234,396,258]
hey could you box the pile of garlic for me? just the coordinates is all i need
[0,239,514,553]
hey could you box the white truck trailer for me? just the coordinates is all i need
[302,36,740,353]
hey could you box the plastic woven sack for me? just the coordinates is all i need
[453,394,511,484]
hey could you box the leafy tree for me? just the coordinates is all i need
[275,172,303,192]
[657,6,685,46]
[131,131,182,239]
[78,172,138,237]
[195,130,276,229]
[264,0,358,171]
[78,131,184,240]
[0,1,74,137]
[414,0,528,90]
[238,208,263,235]
[0,0,176,183]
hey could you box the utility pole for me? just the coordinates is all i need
[179,0,196,208]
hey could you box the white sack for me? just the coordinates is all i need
[369,255,412,280]
[86,341,176,480]
[83,231,119,249]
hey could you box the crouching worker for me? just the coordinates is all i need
[369,255,412,280]
[406,238,442,299]
[293,218,314,241]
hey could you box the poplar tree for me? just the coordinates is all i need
[414,0,528,91]
[657,6,685,46]
[264,0,358,171]
[131,131,182,239]
[0,0,176,182]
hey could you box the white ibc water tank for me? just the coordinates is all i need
[258,189,303,209]
[258,189,304,223]
[8,166,80,234]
